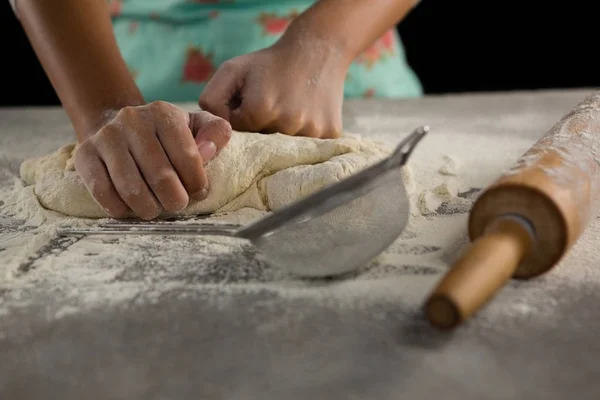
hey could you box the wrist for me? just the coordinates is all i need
[277,17,354,68]
[77,109,117,142]
[78,101,144,142]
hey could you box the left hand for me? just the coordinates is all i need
[199,38,348,138]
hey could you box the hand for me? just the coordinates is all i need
[199,38,348,138]
[74,101,231,220]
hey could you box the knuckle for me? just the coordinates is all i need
[301,121,319,137]
[148,168,179,187]
[198,93,210,109]
[149,100,171,114]
[114,176,144,202]
[248,105,275,129]
[181,143,199,158]
[220,59,238,73]
[148,169,189,211]
[208,118,232,138]
[257,97,276,116]
[279,113,304,134]
[117,105,137,119]
[74,141,95,162]
[181,145,203,163]
[325,123,342,138]
[96,123,123,144]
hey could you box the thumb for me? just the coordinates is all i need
[189,111,232,163]
[198,60,244,121]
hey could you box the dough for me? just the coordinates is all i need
[20,131,398,219]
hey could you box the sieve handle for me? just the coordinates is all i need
[57,223,242,237]
[387,125,430,167]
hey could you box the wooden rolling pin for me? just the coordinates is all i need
[425,90,600,329]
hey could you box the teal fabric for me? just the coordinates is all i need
[108,0,423,102]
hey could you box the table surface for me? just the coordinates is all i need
[2,89,600,400]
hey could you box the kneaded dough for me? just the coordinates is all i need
[20,131,398,219]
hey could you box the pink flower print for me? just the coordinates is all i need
[257,10,299,35]
[182,46,215,83]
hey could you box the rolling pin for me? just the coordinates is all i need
[425,90,600,329]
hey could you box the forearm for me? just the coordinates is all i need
[15,0,144,141]
[282,0,420,64]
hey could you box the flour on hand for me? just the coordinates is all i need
[20,131,408,218]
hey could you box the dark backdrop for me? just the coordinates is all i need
[1,0,598,107]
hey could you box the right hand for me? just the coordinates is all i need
[74,101,231,220]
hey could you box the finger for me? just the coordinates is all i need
[323,112,343,138]
[198,60,243,121]
[74,144,130,219]
[152,105,210,201]
[94,130,162,220]
[317,119,343,139]
[229,88,276,133]
[260,111,304,136]
[321,124,342,139]
[189,111,232,158]
[126,128,190,213]
[295,121,322,138]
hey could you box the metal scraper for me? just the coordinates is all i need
[58,126,429,277]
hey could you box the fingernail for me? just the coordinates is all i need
[198,141,217,163]
[191,188,209,201]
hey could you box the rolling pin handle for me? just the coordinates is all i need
[425,215,535,329]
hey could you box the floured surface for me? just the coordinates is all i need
[2,90,600,399]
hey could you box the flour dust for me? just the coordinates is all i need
[2,103,582,324]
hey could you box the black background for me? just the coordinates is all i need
[1,0,598,107]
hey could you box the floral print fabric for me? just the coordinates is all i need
[107,0,423,102]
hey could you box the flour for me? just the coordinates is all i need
[0,147,466,319]
[0,132,474,320]
[416,178,472,216]
[438,155,460,176]
[4,96,592,325]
